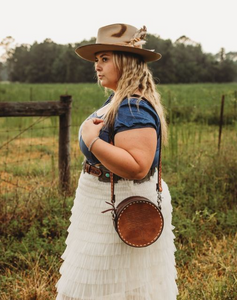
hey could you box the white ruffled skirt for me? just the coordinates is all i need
[56,171,178,300]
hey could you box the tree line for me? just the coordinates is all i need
[1,35,237,83]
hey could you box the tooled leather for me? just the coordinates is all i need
[116,197,164,247]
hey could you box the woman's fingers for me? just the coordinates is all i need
[81,118,104,147]
[92,118,104,125]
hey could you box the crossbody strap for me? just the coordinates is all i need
[110,128,162,209]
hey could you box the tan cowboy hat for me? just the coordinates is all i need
[75,23,162,63]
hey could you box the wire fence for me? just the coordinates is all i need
[0,118,58,194]
[0,96,237,199]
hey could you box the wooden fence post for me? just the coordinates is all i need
[0,95,73,194]
[218,95,225,152]
[59,95,72,193]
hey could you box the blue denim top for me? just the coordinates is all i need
[79,94,161,168]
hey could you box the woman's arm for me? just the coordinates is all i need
[82,118,157,180]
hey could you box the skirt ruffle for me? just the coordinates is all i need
[56,171,178,300]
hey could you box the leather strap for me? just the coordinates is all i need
[157,129,162,193]
[83,161,155,183]
[84,163,102,177]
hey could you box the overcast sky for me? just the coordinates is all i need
[0,0,236,55]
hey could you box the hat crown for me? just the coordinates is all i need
[96,24,139,45]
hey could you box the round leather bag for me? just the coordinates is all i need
[114,196,164,247]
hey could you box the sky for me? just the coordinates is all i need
[0,0,236,58]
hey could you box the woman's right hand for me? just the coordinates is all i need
[81,118,104,147]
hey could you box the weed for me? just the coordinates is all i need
[0,83,236,299]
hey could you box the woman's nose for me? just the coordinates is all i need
[95,62,102,71]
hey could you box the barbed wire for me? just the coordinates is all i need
[0,176,31,191]
[0,154,50,167]
[0,116,49,151]
[0,125,58,133]
[0,124,81,134]
[0,100,236,195]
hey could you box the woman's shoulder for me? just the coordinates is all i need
[114,95,160,132]
[119,95,158,115]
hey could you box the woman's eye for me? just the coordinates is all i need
[95,56,108,63]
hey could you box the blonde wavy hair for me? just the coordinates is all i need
[102,52,168,144]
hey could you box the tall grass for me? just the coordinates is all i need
[0,83,236,299]
[0,82,237,127]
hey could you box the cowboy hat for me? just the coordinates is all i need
[75,23,162,63]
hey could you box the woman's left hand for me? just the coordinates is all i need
[81,118,104,147]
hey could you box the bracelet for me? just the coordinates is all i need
[88,137,100,152]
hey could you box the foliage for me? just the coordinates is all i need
[7,39,96,83]
[4,35,237,83]
[0,83,236,299]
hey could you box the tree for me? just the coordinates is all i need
[8,44,30,81]
[0,62,8,81]
[26,39,62,82]
[6,35,237,83]
[146,35,176,83]
[0,36,15,62]
[215,59,237,82]
[0,62,3,80]
[220,47,226,62]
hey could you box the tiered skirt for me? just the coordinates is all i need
[56,171,178,300]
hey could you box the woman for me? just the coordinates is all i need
[56,23,178,300]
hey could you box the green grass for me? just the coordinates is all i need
[0,82,237,128]
[0,83,237,299]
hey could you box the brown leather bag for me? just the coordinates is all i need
[102,131,164,248]
[114,195,164,247]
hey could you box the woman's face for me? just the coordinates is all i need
[95,52,120,91]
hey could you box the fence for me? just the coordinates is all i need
[0,90,236,198]
[0,95,72,193]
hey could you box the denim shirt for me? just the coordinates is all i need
[79,95,161,168]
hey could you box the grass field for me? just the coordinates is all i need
[0,82,237,299]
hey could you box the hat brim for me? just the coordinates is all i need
[75,44,162,63]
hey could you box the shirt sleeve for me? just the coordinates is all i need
[114,98,160,135]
